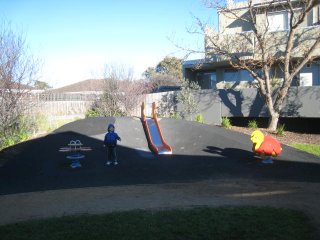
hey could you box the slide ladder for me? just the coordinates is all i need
[141,102,172,155]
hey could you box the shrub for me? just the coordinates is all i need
[17,130,29,142]
[195,114,204,123]
[176,79,200,120]
[221,117,232,128]
[0,116,32,150]
[170,112,182,119]
[85,108,99,118]
[248,119,258,129]
[276,124,285,136]
[1,137,15,148]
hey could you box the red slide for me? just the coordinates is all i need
[141,102,172,155]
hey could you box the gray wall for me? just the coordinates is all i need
[189,86,320,125]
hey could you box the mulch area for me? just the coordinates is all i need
[230,126,320,146]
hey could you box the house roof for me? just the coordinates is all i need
[0,81,34,90]
[50,78,149,94]
[50,79,105,93]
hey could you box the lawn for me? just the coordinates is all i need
[0,207,316,240]
[292,143,320,157]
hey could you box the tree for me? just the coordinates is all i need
[143,56,183,91]
[91,64,146,117]
[0,22,39,144]
[34,80,51,90]
[187,0,320,131]
[155,56,183,80]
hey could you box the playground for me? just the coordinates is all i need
[0,112,320,234]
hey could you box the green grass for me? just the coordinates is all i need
[0,207,316,240]
[292,143,320,157]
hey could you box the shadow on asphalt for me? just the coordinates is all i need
[1,128,320,196]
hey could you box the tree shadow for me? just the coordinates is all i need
[219,89,244,116]
[245,90,266,117]
[204,145,256,160]
[282,87,303,117]
[226,11,252,32]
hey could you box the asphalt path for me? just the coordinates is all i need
[0,116,319,196]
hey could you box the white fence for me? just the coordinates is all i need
[132,91,177,117]
[37,101,94,116]
[33,91,177,119]
[35,92,100,101]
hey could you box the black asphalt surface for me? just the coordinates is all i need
[0,117,319,195]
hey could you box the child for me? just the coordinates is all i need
[104,123,121,166]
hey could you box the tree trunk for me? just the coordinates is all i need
[268,112,279,132]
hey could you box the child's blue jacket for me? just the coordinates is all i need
[104,132,120,147]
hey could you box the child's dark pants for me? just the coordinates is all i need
[107,146,117,162]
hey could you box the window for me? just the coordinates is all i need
[224,69,239,82]
[313,5,320,25]
[223,69,256,82]
[197,72,216,89]
[267,11,289,31]
[239,70,254,81]
[209,72,217,88]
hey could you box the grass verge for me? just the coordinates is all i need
[0,207,316,240]
[292,143,320,157]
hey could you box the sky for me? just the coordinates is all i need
[1,0,216,88]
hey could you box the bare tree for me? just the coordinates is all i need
[94,64,146,116]
[0,22,39,142]
[186,0,320,131]
[98,76,123,117]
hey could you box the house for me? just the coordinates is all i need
[49,79,105,94]
[183,0,320,89]
[0,81,34,91]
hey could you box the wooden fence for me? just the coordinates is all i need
[36,101,94,116]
